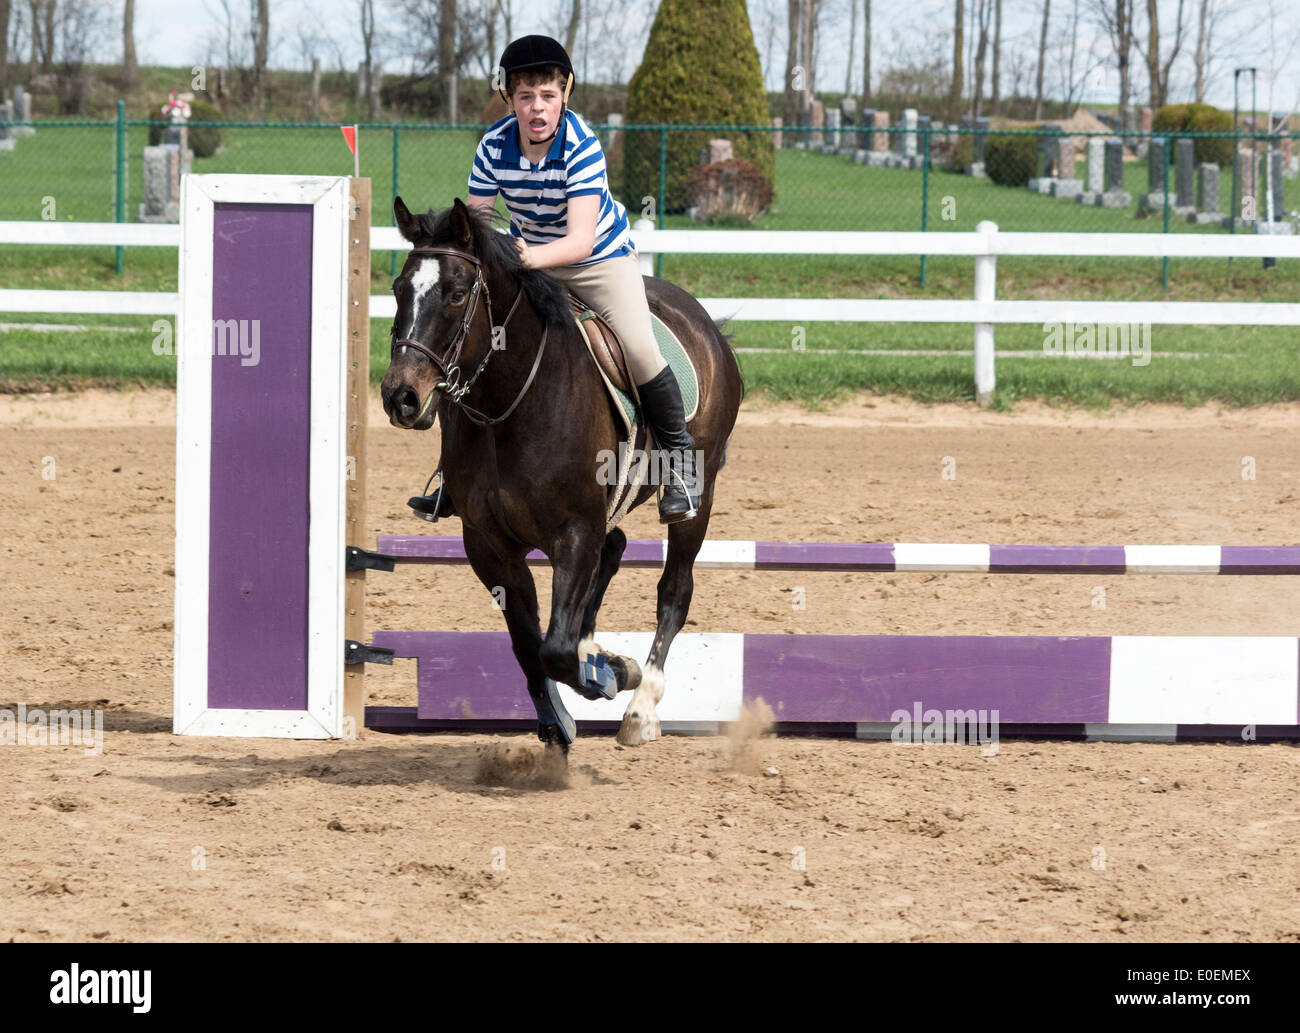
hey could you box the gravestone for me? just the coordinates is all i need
[12,84,34,136]
[1094,138,1131,207]
[138,145,180,222]
[1136,137,1173,214]
[900,108,918,158]
[825,106,841,149]
[1147,137,1166,190]
[809,100,824,147]
[857,109,874,150]
[871,111,890,152]
[1029,127,1060,193]
[974,117,990,163]
[771,116,783,150]
[1050,138,1081,197]
[0,99,14,151]
[708,139,733,163]
[1057,137,1076,179]
[1189,162,1222,224]
[916,114,931,166]
[1077,137,1104,203]
[1270,148,1285,220]
[605,112,622,153]
[1174,138,1196,214]
[839,97,856,125]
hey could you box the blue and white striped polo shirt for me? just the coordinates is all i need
[467,109,634,267]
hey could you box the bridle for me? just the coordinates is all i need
[391,244,550,427]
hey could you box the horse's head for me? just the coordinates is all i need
[381,196,492,430]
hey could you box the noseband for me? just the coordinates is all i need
[391,244,548,427]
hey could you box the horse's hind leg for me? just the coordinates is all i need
[576,528,643,695]
[617,492,713,746]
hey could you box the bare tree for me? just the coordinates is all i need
[122,0,136,86]
[948,0,963,119]
[784,0,800,127]
[844,0,855,95]
[440,0,456,122]
[971,0,992,117]
[1087,0,1134,131]
[1055,0,1100,116]
[1192,0,1250,103]
[32,0,54,75]
[991,0,1001,113]
[1034,0,1050,120]
[250,0,268,105]
[861,0,871,105]
[359,0,377,115]
[1135,0,1187,110]
[0,0,11,95]
[563,0,579,55]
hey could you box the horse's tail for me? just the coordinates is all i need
[713,315,745,406]
[712,315,743,471]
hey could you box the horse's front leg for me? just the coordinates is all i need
[538,522,621,701]
[461,526,575,750]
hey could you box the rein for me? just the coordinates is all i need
[391,244,549,427]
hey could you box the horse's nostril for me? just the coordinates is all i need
[396,387,422,420]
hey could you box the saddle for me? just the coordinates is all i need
[564,291,700,534]
[568,292,637,401]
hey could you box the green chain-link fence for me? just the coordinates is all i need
[1,103,1296,287]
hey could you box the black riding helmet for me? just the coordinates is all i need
[496,35,575,147]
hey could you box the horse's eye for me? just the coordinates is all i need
[450,290,467,304]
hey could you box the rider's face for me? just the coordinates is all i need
[511,79,564,145]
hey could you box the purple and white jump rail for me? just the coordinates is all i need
[173,175,351,738]
[370,536,1300,740]
[377,537,1300,575]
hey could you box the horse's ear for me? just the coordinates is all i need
[394,196,420,242]
[450,197,474,250]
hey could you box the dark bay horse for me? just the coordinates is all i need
[381,197,743,754]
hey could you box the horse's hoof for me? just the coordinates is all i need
[615,656,642,693]
[538,723,573,755]
[616,707,661,746]
[577,652,619,701]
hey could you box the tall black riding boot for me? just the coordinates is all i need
[636,366,700,524]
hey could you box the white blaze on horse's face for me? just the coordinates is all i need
[403,255,446,342]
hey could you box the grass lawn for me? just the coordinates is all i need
[2,127,1297,405]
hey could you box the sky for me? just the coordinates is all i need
[123,0,1300,116]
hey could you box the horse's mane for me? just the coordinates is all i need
[414,205,573,329]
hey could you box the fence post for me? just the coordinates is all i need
[115,100,126,276]
[390,125,400,277]
[919,123,930,287]
[1161,131,1171,290]
[973,220,998,406]
[656,125,667,279]
[633,217,655,276]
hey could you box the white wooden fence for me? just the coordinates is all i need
[3,217,1298,405]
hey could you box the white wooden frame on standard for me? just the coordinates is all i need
[173,175,351,738]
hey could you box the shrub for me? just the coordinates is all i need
[683,157,773,224]
[950,132,975,173]
[624,0,774,213]
[187,100,224,158]
[984,133,1037,187]
[146,98,224,157]
[1153,102,1233,167]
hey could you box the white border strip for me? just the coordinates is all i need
[1124,545,1221,574]
[894,543,990,572]
[173,175,349,739]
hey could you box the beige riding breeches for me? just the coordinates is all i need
[543,248,669,385]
